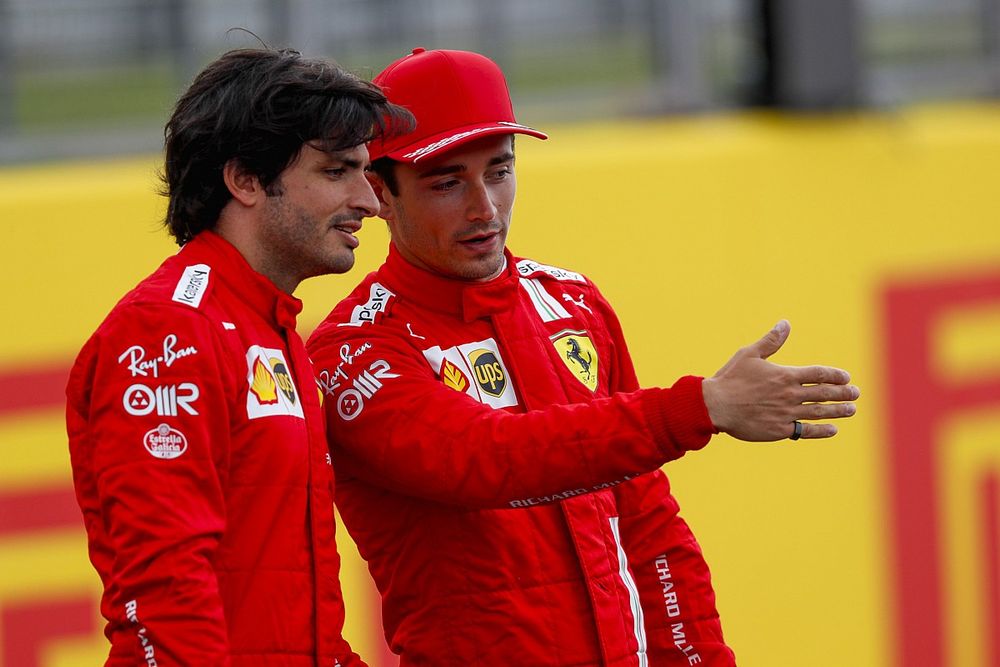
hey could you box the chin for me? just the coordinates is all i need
[463,257,504,281]
[324,252,356,276]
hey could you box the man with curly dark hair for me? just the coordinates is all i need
[67,47,411,666]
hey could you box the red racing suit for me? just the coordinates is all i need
[67,231,363,666]
[307,244,737,666]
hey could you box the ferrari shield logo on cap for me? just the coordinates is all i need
[551,330,599,392]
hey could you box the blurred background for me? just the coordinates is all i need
[1,1,999,665]
[3,0,1000,161]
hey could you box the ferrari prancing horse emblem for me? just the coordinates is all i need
[550,329,599,392]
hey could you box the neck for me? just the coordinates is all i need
[214,207,299,294]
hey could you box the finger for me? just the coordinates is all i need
[797,402,857,420]
[750,320,790,360]
[799,384,861,403]
[790,365,851,385]
[798,422,839,439]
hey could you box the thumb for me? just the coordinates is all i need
[751,320,790,359]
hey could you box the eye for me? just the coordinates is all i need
[325,168,346,178]
[490,166,513,180]
[431,179,459,192]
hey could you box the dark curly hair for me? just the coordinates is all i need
[162,47,412,245]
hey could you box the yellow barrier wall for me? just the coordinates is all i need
[2,103,999,666]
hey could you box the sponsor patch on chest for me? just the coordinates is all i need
[245,346,304,419]
[422,337,518,409]
[550,329,599,392]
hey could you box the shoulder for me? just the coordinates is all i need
[80,255,228,372]
[308,272,400,348]
[510,255,627,333]
[513,256,590,285]
[512,255,606,301]
[122,251,214,311]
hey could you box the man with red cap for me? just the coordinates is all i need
[307,48,858,665]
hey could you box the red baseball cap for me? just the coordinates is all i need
[369,47,547,163]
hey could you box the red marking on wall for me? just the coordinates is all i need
[883,270,1000,667]
[1,597,98,667]
[0,356,403,665]
[0,363,68,416]
[0,485,81,536]
[984,472,1000,667]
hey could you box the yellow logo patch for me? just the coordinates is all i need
[269,358,298,405]
[468,348,507,397]
[551,330,599,392]
[250,357,278,404]
[441,358,470,393]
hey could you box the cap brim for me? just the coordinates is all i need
[385,121,548,163]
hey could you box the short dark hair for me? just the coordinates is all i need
[369,157,400,196]
[163,47,412,245]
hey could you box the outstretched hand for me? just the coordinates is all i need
[700,320,859,441]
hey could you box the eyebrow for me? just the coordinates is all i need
[323,154,365,170]
[338,158,365,170]
[417,151,515,179]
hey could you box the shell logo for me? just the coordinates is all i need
[250,357,278,404]
[441,358,469,392]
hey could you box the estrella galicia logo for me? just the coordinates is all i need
[142,423,188,460]
[468,349,506,398]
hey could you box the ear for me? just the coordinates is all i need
[222,159,265,207]
[366,171,396,223]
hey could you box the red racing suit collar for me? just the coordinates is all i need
[382,241,520,322]
[187,230,303,330]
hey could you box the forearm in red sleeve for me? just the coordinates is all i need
[90,309,232,664]
[313,331,716,509]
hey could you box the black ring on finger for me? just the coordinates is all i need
[790,420,803,441]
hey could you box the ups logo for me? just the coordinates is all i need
[468,349,506,397]
[269,359,297,404]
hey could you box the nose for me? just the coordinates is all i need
[466,180,498,223]
[352,172,380,218]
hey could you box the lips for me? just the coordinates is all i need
[332,219,362,235]
[331,218,362,249]
[458,230,499,245]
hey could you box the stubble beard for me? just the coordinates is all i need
[263,196,356,286]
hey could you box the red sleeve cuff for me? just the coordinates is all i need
[641,375,719,458]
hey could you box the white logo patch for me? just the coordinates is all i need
[245,346,305,420]
[123,382,200,416]
[171,264,211,308]
[143,423,188,459]
[422,337,518,409]
[338,282,395,327]
[118,334,198,378]
[516,259,585,283]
